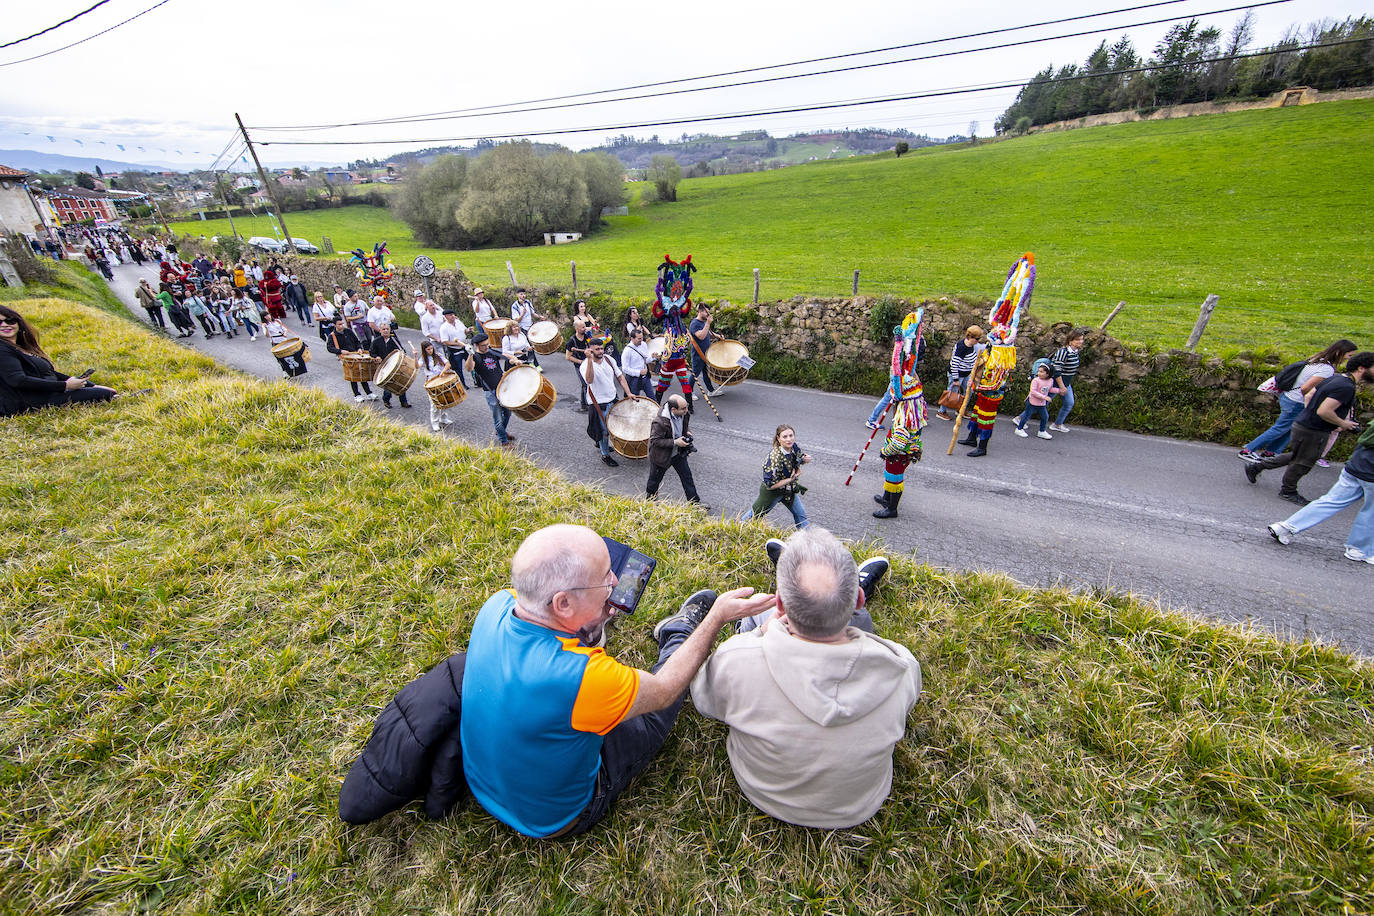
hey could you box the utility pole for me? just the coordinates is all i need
[235,112,296,253]
[216,173,239,239]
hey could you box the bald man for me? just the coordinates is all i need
[460,524,774,837]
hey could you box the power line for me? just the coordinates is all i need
[255,37,1370,148]
[0,0,174,67]
[250,0,1269,131]
[0,0,113,49]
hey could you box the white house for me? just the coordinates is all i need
[0,165,56,238]
[542,231,583,245]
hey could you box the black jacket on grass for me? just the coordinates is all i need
[0,343,70,417]
[338,652,469,824]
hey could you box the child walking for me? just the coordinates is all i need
[1014,363,1065,439]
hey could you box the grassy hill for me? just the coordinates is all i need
[3,290,1373,914]
[174,100,1373,358]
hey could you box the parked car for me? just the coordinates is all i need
[283,237,320,254]
[247,236,283,253]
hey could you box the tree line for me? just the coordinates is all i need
[393,142,626,249]
[994,15,1374,133]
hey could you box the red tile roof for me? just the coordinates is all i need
[0,164,29,179]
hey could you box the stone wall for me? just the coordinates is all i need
[1027,86,1374,135]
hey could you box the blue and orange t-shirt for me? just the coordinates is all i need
[460,589,641,837]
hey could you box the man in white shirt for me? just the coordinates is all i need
[690,528,918,829]
[509,288,546,333]
[412,289,428,317]
[471,287,497,327]
[583,334,631,467]
[620,326,655,399]
[367,296,396,335]
[419,301,446,344]
[438,309,470,388]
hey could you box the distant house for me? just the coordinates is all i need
[47,186,117,224]
[233,176,257,191]
[0,164,57,236]
[543,231,582,245]
[323,170,354,184]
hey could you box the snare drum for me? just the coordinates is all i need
[496,364,557,421]
[341,352,378,382]
[424,372,466,409]
[706,339,751,388]
[484,318,515,351]
[375,350,418,395]
[528,320,563,355]
[271,337,309,377]
[605,396,659,459]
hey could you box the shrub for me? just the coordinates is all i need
[868,295,905,344]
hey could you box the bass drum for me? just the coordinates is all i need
[605,396,659,459]
[425,371,466,409]
[375,350,418,395]
[706,339,750,388]
[496,364,557,421]
[528,320,563,355]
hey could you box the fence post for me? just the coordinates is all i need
[1184,294,1218,351]
[852,269,860,296]
[506,260,517,286]
[320,235,334,254]
[753,268,760,305]
[570,260,577,293]
[1099,300,1125,332]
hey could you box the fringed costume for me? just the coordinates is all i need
[960,253,1035,457]
[651,254,697,402]
[873,310,927,519]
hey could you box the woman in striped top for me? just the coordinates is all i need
[1048,329,1086,432]
[935,325,985,420]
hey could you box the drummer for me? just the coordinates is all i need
[689,302,725,396]
[343,290,372,345]
[566,319,591,411]
[471,287,498,327]
[509,288,547,336]
[620,326,656,399]
[265,317,308,379]
[438,309,471,389]
[583,334,632,468]
[501,321,539,368]
[326,315,377,402]
[411,339,455,432]
[465,332,515,448]
[368,323,412,409]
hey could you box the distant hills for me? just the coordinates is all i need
[0,148,339,175]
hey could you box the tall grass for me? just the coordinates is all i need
[2,297,1371,915]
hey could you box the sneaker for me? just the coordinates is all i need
[440,417,453,426]
[857,556,890,602]
[1259,450,1276,459]
[1245,464,1260,484]
[602,455,619,467]
[1279,492,1310,506]
[865,420,882,430]
[1344,547,1374,564]
[1268,522,1294,546]
[367,393,379,401]
[1037,430,1053,440]
[1237,449,1258,462]
[653,589,719,643]
[430,424,440,432]
[506,432,517,441]
[764,538,785,567]
[353,394,365,402]
[1050,423,1071,432]
[1014,427,1028,438]
[401,402,413,409]
[692,393,699,401]
[1316,459,1332,468]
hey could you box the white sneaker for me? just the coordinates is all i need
[692,393,699,401]
[866,420,883,431]
[354,394,365,402]
[1050,423,1071,432]
[1037,430,1053,440]
[1014,427,1028,438]
[430,424,440,432]
[1268,523,1295,546]
[440,417,453,426]
[367,393,379,401]
[1344,546,1373,564]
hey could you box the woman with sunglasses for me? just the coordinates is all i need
[0,305,117,417]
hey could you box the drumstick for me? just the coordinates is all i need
[844,403,889,487]
[946,351,985,456]
[684,335,724,422]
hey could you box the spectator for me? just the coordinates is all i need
[0,305,117,417]
[1240,340,1357,462]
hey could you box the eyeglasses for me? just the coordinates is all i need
[0,318,18,326]
[546,569,614,606]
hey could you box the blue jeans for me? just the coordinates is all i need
[1245,396,1304,453]
[483,389,510,444]
[867,389,894,425]
[1054,381,1075,425]
[1281,469,1374,555]
[238,314,259,336]
[1016,401,1050,433]
[741,494,809,529]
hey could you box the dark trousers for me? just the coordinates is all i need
[349,381,373,396]
[445,346,470,388]
[646,454,699,502]
[43,386,115,409]
[295,300,312,324]
[563,619,694,836]
[382,388,410,407]
[626,374,655,399]
[1256,422,1327,496]
[144,306,166,329]
[196,314,217,335]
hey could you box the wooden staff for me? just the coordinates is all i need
[947,351,985,455]
[684,332,724,422]
[844,402,890,487]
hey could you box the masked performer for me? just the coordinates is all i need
[873,310,928,519]
[958,253,1035,458]
[651,254,698,405]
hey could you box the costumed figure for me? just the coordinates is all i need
[349,242,396,302]
[262,269,286,320]
[650,254,697,402]
[873,310,928,519]
[958,253,1035,458]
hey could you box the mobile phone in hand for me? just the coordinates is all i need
[78,368,96,379]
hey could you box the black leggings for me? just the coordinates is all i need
[32,386,116,412]
[349,381,373,396]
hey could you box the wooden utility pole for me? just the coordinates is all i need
[1099,301,1125,332]
[235,112,296,253]
[1184,294,1219,352]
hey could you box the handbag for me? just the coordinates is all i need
[937,389,964,410]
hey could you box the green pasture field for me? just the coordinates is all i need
[173,100,1374,358]
[3,292,1373,914]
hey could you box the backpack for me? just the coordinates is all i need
[1272,359,1308,393]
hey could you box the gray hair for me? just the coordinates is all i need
[777,527,858,638]
[512,536,599,611]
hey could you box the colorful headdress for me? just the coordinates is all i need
[986,252,1035,346]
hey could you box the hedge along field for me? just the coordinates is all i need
[5,297,1374,915]
[174,99,1374,359]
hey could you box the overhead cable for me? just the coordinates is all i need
[0,0,114,49]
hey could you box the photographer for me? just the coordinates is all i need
[646,394,701,505]
[741,424,811,529]
[338,524,775,836]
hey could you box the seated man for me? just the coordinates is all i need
[460,524,773,837]
[691,528,921,829]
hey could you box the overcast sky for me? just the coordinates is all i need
[0,0,1366,169]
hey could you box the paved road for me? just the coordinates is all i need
[107,263,1373,655]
